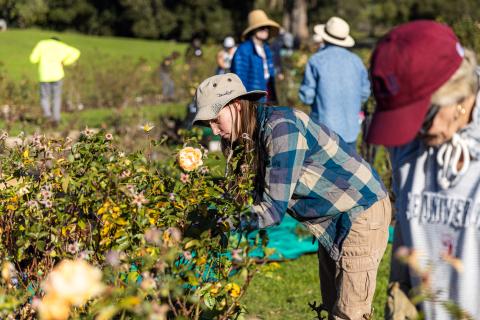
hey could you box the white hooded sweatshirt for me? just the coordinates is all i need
[389,91,480,320]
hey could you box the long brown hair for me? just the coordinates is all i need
[222,99,265,203]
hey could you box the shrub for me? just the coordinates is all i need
[0,130,268,319]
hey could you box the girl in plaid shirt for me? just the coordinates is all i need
[193,73,391,320]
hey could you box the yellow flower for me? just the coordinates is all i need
[196,256,207,266]
[225,283,241,298]
[37,293,70,320]
[270,262,281,270]
[141,123,155,133]
[177,147,203,171]
[209,283,222,295]
[42,259,105,307]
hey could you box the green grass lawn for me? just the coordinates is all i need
[243,245,391,320]
[0,28,186,82]
[0,102,186,135]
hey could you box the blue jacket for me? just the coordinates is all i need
[299,45,370,143]
[231,38,276,100]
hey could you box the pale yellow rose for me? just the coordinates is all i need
[42,259,105,307]
[1,261,16,282]
[37,294,70,320]
[177,147,203,171]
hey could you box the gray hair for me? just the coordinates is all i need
[431,48,478,107]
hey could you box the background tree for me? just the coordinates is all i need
[283,0,309,41]
[0,0,479,45]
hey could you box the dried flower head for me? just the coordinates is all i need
[41,200,53,208]
[67,242,80,254]
[0,131,8,141]
[105,250,121,267]
[132,192,148,207]
[144,227,162,245]
[81,127,95,138]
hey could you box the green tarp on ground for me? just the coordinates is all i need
[245,216,395,261]
[246,215,318,260]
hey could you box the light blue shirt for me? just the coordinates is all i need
[299,45,370,143]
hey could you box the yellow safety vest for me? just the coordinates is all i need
[29,39,80,82]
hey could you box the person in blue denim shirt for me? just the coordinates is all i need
[299,17,370,149]
[231,9,279,103]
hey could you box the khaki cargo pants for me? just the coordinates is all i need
[317,197,392,320]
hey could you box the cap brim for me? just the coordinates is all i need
[192,90,267,126]
[318,25,355,47]
[366,96,431,147]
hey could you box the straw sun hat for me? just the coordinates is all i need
[314,16,354,47]
[242,9,280,39]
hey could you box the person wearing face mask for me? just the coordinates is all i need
[231,10,279,103]
[367,21,480,320]
[193,73,391,319]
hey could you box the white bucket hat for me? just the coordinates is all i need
[312,24,324,43]
[314,17,354,47]
[192,73,266,126]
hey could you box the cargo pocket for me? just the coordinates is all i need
[342,212,370,248]
[338,253,378,307]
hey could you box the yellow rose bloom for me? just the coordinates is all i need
[37,294,70,320]
[178,147,203,171]
[42,259,105,307]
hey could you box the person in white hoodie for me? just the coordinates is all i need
[366,21,480,320]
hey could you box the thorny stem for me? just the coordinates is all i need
[167,293,178,317]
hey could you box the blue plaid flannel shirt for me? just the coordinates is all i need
[246,106,387,260]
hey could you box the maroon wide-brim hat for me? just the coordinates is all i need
[366,20,464,146]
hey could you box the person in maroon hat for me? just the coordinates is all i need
[367,20,480,320]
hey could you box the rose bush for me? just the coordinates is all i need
[0,130,269,319]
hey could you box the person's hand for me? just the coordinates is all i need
[277,73,285,81]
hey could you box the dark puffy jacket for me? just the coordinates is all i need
[231,38,276,101]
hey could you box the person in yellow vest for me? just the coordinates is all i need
[30,37,80,125]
